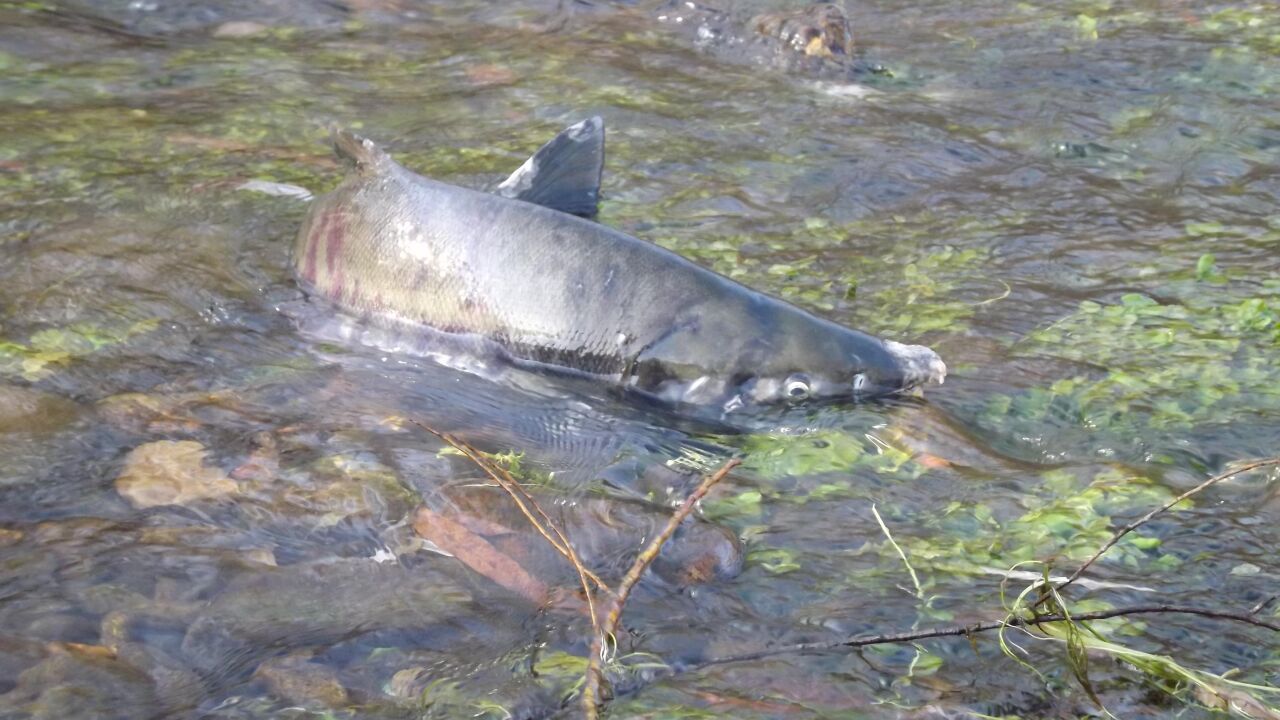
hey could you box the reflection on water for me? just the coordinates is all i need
[1,0,1278,717]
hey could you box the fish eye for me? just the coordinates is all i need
[784,374,811,400]
[852,373,868,393]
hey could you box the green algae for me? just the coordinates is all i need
[908,467,1178,575]
[986,272,1280,456]
[1200,5,1280,56]
[737,430,917,484]
[645,212,995,344]
[0,319,160,381]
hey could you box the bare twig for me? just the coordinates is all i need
[412,423,611,623]
[1048,457,1280,600]
[1250,596,1277,616]
[872,504,923,600]
[696,604,1280,670]
[971,278,1012,307]
[580,457,741,719]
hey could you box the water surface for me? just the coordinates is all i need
[1,0,1278,717]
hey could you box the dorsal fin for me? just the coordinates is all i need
[331,128,390,175]
[496,117,604,217]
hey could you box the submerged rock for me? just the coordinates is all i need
[750,2,854,60]
[115,440,239,509]
[0,385,80,434]
[231,433,421,542]
[0,636,47,695]
[179,559,472,675]
[97,393,203,435]
[33,0,351,37]
[99,615,204,715]
[254,652,349,709]
[384,662,557,719]
[292,449,419,524]
[0,643,163,720]
[654,0,864,75]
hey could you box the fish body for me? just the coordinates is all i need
[293,119,945,411]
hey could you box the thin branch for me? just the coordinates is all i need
[580,457,741,719]
[412,423,612,617]
[696,605,1280,670]
[1250,596,1276,616]
[971,278,1012,307]
[1048,457,1280,599]
[872,504,923,600]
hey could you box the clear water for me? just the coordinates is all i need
[1,1,1278,717]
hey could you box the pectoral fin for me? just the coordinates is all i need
[496,116,604,217]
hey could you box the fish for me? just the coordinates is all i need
[292,117,946,413]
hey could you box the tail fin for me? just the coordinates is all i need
[331,128,389,174]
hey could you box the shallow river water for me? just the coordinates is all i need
[1,1,1278,718]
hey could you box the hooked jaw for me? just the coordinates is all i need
[882,339,948,391]
[712,339,946,411]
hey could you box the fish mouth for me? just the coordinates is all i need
[882,339,947,389]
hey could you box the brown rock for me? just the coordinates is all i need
[230,431,279,482]
[240,547,277,567]
[96,393,200,435]
[0,385,79,434]
[2,643,162,719]
[0,527,23,546]
[255,652,349,709]
[115,441,238,509]
[464,64,518,87]
[752,2,854,59]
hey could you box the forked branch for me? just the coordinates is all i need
[580,458,741,718]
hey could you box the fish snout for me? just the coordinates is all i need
[882,339,947,391]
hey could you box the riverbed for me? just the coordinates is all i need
[1,1,1277,717]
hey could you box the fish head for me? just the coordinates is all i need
[725,337,946,409]
[634,310,946,411]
